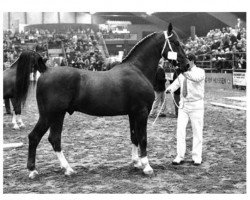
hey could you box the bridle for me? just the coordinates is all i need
[160,31,178,73]
[161,31,174,58]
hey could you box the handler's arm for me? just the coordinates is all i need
[166,75,181,93]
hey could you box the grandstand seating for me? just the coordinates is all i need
[3,13,246,73]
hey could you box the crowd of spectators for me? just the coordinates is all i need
[183,22,246,71]
[3,20,246,72]
[3,26,107,71]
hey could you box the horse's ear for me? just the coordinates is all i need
[168,23,173,34]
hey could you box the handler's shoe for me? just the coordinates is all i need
[172,157,184,165]
[192,160,202,166]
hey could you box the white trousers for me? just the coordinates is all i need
[150,91,166,115]
[176,100,204,162]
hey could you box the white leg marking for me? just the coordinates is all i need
[29,170,39,179]
[131,144,142,168]
[17,114,25,128]
[56,151,75,176]
[141,156,154,175]
[12,113,16,124]
[30,72,34,81]
[131,144,139,161]
[12,113,19,130]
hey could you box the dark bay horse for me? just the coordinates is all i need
[16,24,189,179]
[3,51,42,129]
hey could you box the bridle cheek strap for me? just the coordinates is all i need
[161,31,173,58]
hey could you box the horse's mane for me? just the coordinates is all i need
[9,58,19,68]
[122,32,157,63]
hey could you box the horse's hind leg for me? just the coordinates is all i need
[129,114,142,169]
[11,98,25,129]
[4,98,11,114]
[10,98,20,129]
[48,112,75,176]
[134,108,153,175]
[28,116,50,179]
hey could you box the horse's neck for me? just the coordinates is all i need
[126,37,163,84]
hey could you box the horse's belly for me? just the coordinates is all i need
[75,104,127,116]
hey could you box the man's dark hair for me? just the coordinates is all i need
[187,53,196,63]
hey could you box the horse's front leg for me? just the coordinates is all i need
[129,114,142,169]
[134,108,154,175]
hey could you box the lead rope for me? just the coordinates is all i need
[152,94,167,126]
[152,31,184,126]
[151,81,183,126]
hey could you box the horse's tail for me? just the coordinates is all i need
[15,51,48,106]
[15,51,32,105]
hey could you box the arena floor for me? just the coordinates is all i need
[3,85,246,193]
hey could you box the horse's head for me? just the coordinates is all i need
[161,23,189,73]
[31,51,47,73]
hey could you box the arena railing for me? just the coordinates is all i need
[103,33,137,40]
[196,52,246,73]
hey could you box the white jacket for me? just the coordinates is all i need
[167,65,205,108]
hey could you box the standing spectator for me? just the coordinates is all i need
[89,52,96,71]
[60,58,67,66]
[166,54,205,166]
[149,59,167,118]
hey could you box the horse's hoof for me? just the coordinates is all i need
[29,170,39,179]
[13,125,20,130]
[143,165,154,175]
[19,124,25,129]
[64,168,76,176]
[133,160,143,169]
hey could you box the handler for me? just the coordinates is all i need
[166,53,205,165]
